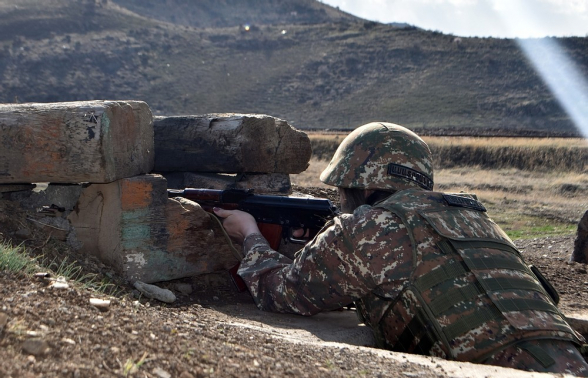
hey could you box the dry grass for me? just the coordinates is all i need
[309,134,588,172]
[424,137,588,148]
[291,158,330,188]
[309,133,588,147]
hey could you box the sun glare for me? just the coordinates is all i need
[517,37,588,138]
[498,0,588,138]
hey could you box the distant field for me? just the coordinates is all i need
[310,134,588,171]
[292,134,588,240]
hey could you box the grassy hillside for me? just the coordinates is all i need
[0,0,586,133]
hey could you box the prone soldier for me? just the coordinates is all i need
[215,122,588,375]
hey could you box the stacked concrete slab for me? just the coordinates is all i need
[0,101,312,284]
[0,101,153,183]
[153,114,311,194]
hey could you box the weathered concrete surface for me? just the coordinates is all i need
[572,210,588,264]
[153,114,311,174]
[68,174,239,283]
[163,172,292,194]
[0,100,154,184]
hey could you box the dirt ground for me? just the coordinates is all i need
[1,187,588,378]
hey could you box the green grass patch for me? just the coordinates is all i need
[0,240,121,296]
[0,242,37,275]
[494,216,577,240]
[504,224,577,240]
[123,352,148,377]
[45,256,122,296]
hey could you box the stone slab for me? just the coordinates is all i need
[153,114,311,174]
[0,100,154,184]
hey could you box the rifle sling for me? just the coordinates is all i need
[208,213,244,261]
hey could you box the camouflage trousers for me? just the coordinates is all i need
[482,339,588,376]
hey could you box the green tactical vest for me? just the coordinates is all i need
[355,188,582,362]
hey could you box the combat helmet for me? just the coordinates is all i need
[319,122,434,191]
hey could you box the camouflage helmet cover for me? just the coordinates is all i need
[319,122,434,191]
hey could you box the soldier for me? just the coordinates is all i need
[214,122,588,375]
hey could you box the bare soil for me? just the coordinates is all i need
[1,187,587,378]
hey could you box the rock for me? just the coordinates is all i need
[572,210,588,264]
[14,228,31,238]
[27,216,70,241]
[89,298,111,312]
[0,312,8,331]
[173,283,193,295]
[9,184,82,217]
[48,277,69,290]
[153,367,171,378]
[0,184,35,193]
[22,338,50,356]
[133,281,176,303]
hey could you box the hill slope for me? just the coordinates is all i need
[112,0,360,27]
[0,0,586,133]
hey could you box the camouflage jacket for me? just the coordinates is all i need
[237,188,583,362]
[237,196,414,316]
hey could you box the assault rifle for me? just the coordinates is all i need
[167,188,340,291]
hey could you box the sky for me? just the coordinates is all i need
[320,0,588,39]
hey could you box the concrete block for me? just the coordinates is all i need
[153,114,311,174]
[0,100,154,184]
[68,174,238,283]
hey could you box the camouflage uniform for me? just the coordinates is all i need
[238,189,588,374]
[236,123,588,375]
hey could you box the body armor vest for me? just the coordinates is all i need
[356,188,582,362]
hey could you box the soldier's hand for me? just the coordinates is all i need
[291,228,310,238]
[213,208,260,244]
